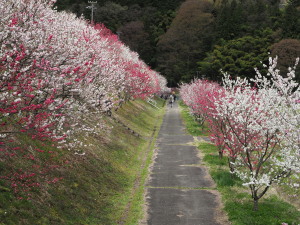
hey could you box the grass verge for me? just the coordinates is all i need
[0,97,165,225]
[178,101,209,136]
[179,101,300,225]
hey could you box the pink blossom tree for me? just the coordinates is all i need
[0,0,167,196]
[180,79,226,158]
[180,57,300,210]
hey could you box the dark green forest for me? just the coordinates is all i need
[55,0,300,86]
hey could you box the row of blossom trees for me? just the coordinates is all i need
[0,0,167,196]
[180,57,300,210]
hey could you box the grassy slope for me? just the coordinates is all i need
[179,101,300,225]
[0,97,165,225]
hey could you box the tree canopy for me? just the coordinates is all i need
[198,31,273,81]
[156,0,214,86]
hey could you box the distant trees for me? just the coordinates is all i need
[54,0,300,85]
[214,0,281,40]
[281,0,300,39]
[156,0,215,86]
[214,0,245,40]
[113,0,183,10]
[117,21,153,63]
[54,0,183,68]
[155,0,299,85]
[198,32,273,81]
[94,2,128,32]
[195,0,300,83]
[54,0,89,18]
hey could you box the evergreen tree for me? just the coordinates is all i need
[198,32,273,81]
[281,0,300,39]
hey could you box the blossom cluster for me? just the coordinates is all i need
[0,0,167,147]
[0,0,167,195]
[180,57,300,209]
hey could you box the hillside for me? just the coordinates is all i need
[0,97,165,224]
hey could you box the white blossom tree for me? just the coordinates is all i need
[213,58,300,210]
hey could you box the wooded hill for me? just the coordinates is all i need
[55,0,300,86]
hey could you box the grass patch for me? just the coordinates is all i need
[224,194,300,225]
[199,142,300,225]
[178,102,300,225]
[178,101,209,136]
[0,97,166,225]
[210,170,240,187]
[203,154,227,166]
[116,97,166,225]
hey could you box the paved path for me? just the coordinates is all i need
[143,101,224,225]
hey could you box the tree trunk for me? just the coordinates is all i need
[253,199,259,211]
[218,149,223,159]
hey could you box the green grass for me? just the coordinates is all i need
[224,194,300,225]
[179,102,300,225]
[115,98,166,225]
[178,100,209,136]
[0,97,166,225]
[203,154,227,166]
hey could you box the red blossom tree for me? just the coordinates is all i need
[0,0,167,197]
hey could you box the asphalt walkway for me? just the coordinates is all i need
[143,101,226,225]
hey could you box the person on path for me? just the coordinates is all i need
[169,94,174,108]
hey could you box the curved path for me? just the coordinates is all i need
[142,101,227,225]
